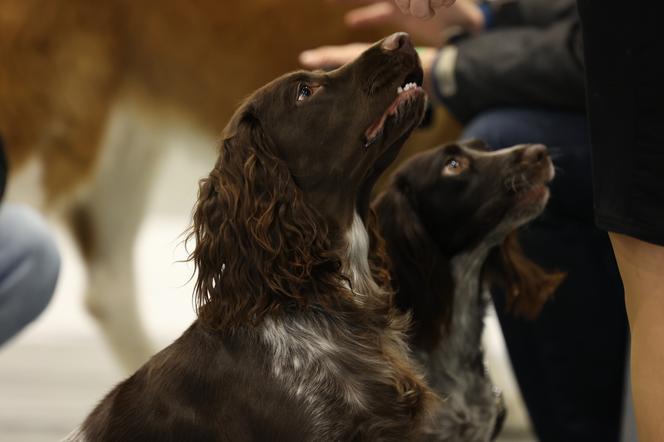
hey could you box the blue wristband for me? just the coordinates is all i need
[431,49,446,105]
[479,2,494,30]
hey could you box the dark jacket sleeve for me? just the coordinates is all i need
[431,16,585,124]
[0,137,6,202]
[488,0,578,28]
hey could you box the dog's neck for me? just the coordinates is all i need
[423,220,515,362]
[437,245,491,362]
[419,223,514,385]
[411,243,493,411]
[342,211,379,301]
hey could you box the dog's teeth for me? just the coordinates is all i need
[398,82,419,95]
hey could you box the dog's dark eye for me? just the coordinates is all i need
[297,84,313,101]
[442,156,469,176]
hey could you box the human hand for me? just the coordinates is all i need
[394,0,456,19]
[342,1,484,45]
[299,43,371,70]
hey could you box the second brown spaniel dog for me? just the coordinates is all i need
[63,33,437,442]
[372,140,565,441]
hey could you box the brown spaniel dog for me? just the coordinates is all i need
[63,33,437,442]
[372,140,565,441]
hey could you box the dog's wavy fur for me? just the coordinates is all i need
[485,231,564,319]
[188,114,347,330]
[65,37,438,441]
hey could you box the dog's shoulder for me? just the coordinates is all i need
[79,321,318,441]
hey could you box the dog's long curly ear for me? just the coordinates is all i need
[373,180,454,350]
[188,110,344,330]
[484,231,565,319]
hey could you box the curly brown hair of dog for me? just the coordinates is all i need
[185,114,361,331]
[484,230,566,319]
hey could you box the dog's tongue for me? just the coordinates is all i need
[365,115,387,143]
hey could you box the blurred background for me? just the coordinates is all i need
[0,0,634,441]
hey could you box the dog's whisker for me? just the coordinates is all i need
[547,152,566,161]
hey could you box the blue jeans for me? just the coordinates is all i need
[464,109,628,442]
[0,204,60,346]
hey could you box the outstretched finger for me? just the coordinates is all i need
[410,0,434,19]
[330,0,384,5]
[299,44,370,69]
[432,0,457,8]
[394,0,411,14]
[345,2,397,28]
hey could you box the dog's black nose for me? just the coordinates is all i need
[381,32,412,52]
[522,144,548,164]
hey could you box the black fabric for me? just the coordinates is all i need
[578,0,664,246]
[495,221,627,442]
[490,0,578,28]
[0,136,6,202]
[437,3,584,123]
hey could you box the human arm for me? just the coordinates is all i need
[300,18,584,122]
[484,0,578,29]
[342,0,484,45]
[391,0,578,26]
[341,0,578,42]
[431,17,585,123]
[393,0,456,20]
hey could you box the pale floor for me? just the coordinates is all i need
[0,149,536,441]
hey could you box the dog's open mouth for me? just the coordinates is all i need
[517,183,550,205]
[514,161,556,206]
[364,70,426,147]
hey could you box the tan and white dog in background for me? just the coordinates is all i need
[0,0,458,371]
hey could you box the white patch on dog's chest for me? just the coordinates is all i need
[422,243,505,440]
[261,317,368,410]
[343,212,379,301]
[261,212,377,411]
[261,316,371,438]
[257,214,410,437]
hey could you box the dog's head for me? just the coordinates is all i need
[378,140,564,337]
[224,32,426,224]
[189,33,426,329]
[393,139,555,254]
[396,139,564,317]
